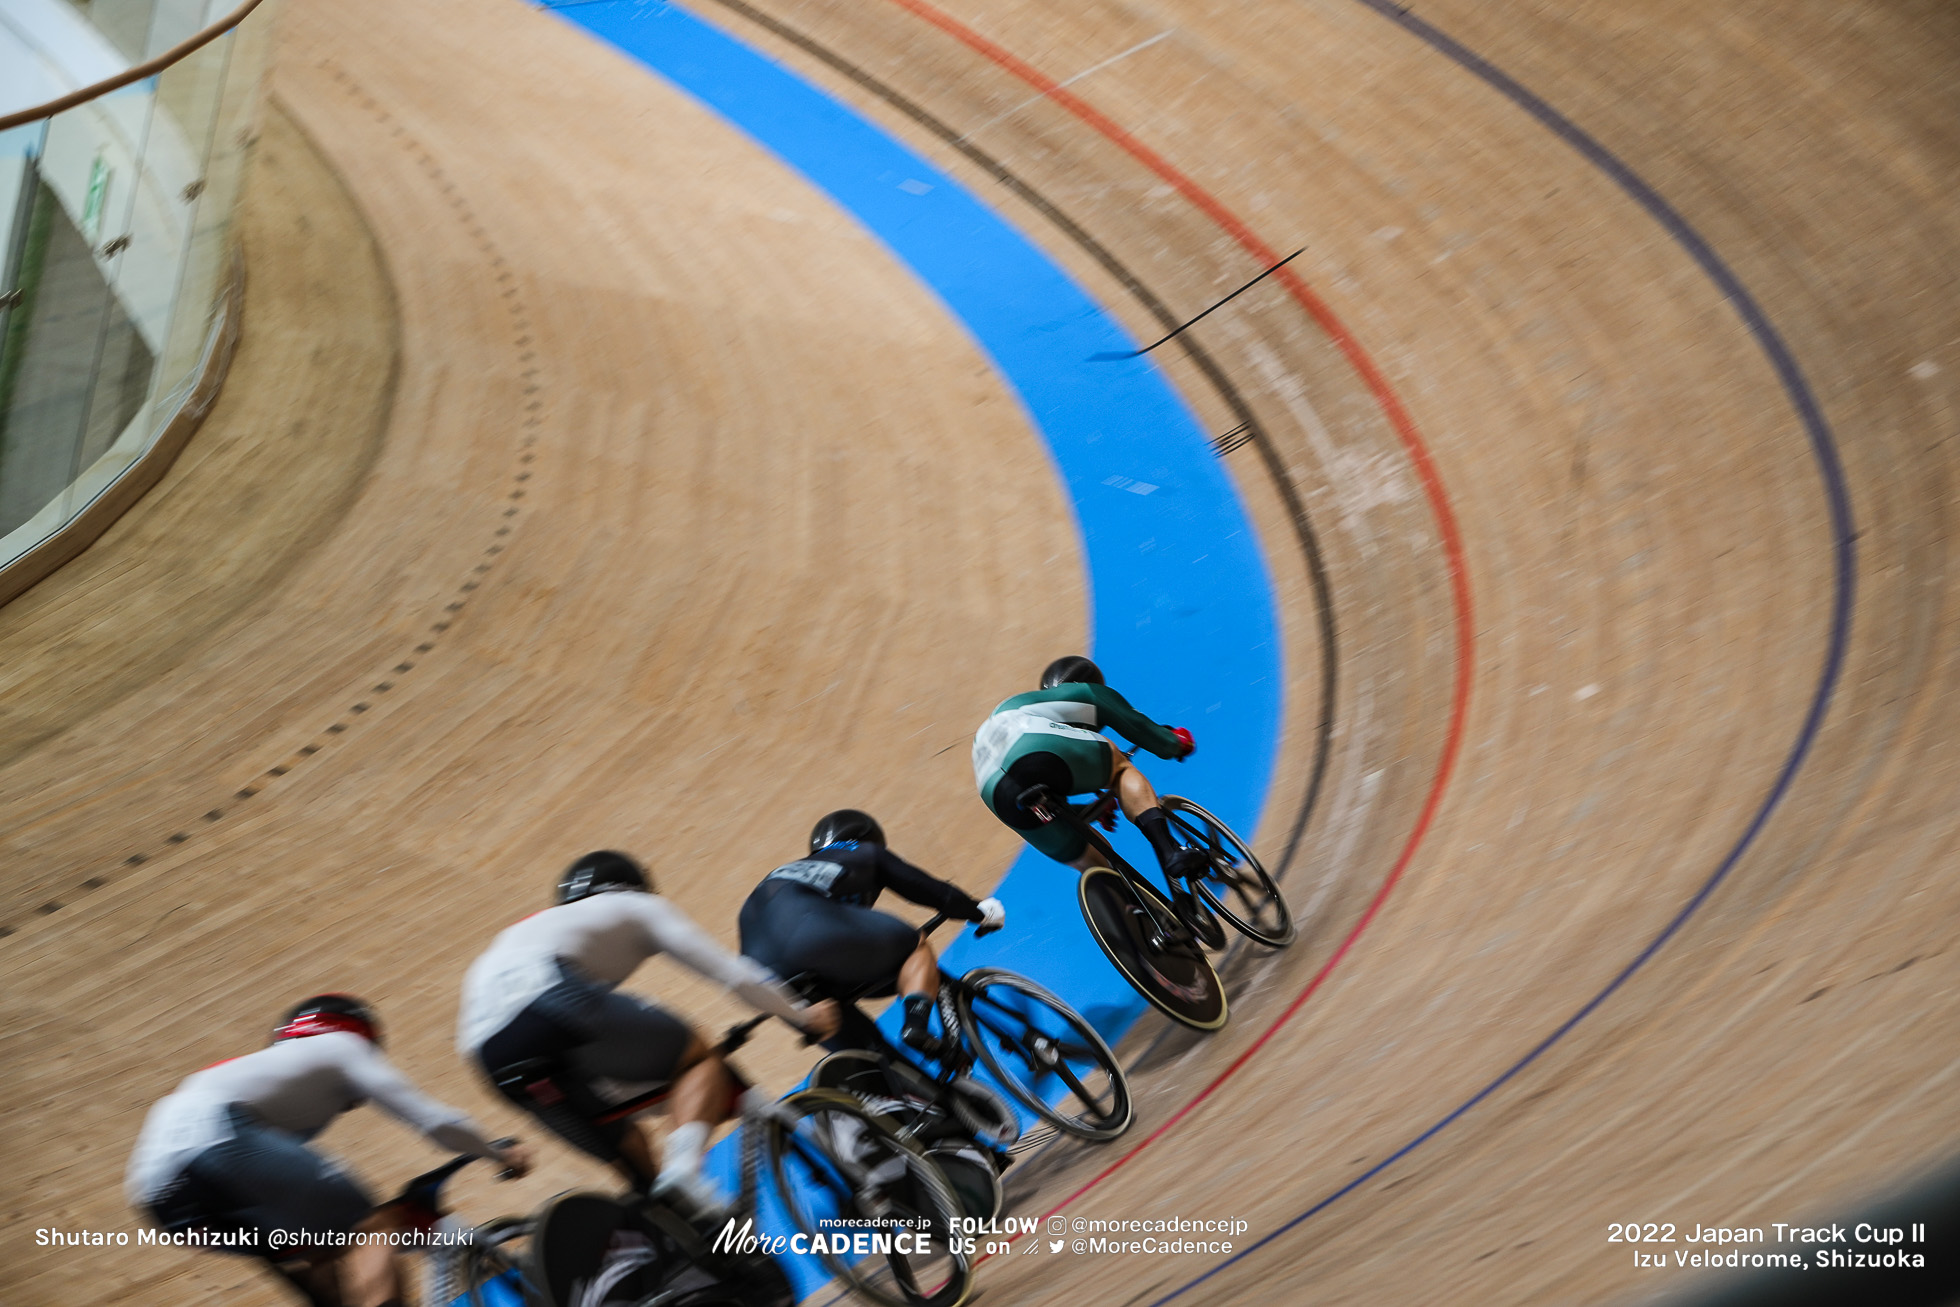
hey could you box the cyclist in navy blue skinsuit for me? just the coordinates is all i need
[738,810,1004,1056]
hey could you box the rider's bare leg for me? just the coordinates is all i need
[666,1036,733,1131]
[652,1035,735,1200]
[898,936,953,1053]
[1061,754,1165,873]
[278,1255,340,1307]
[616,1124,660,1190]
[338,1208,405,1307]
[1112,753,1163,819]
[606,1033,720,1191]
[898,938,941,997]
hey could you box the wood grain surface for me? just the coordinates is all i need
[3,1,1955,1304]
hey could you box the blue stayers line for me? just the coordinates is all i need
[546,2,1282,1295]
[1149,5,1859,1303]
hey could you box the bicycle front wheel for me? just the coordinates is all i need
[1078,868,1228,1031]
[761,1089,972,1307]
[1163,796,1295,947]
[956,969,1133,1140]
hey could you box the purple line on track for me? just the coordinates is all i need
[1150,4,1857,1301]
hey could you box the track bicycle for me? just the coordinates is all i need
[393,1147,778,1307]
[401,1146,798,1307]
[490,1013,972,1307]
[800,912,1133,1222]
[400,1152,532,1307]
[241,1147,527,1307]
[1019,749,1293,1031]
[810,912,1132,1140]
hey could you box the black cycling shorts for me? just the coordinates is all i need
[478,967,694,1161]
[983,750,1093,863]
[147,1105,372,1259]
[738,880,920,998]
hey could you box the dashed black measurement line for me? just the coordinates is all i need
[0,64,549,941]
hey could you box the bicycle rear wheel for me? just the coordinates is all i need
[808,1050,1010,1222]
[462,1217,531,1307]
[1163,796,1294,947]
[1078,868,1228,1031]
[528,1192,691,1307]
[956,969,1133,1140]
[760,1089,971,1307]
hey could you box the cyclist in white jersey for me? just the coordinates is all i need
[458,851,839,1213]
[127,994,531,1307]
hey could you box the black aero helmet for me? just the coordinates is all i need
[809,809,885,853]
[274,994,382,1046]
[556,850,651,905]
[1040,655,1104,690]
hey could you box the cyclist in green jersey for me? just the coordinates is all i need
[974,656,1199,879]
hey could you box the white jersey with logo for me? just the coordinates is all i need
[126,1031,496,1205]
[456,891,806,1055]
[971,701,1107,787]
[971,684,1185,794]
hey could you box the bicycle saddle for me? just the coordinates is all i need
[1014,782,1063,816]
[490,1057,568,1102]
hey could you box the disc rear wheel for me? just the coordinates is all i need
[1077,867,1227,1031]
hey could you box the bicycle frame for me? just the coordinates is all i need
[1018,759,1198,951]
[490,1014,971,1307]
[795,915,1006,1137]
[495,1013,775,1192]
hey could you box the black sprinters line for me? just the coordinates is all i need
[695,0,1339,884]
[1149,3,1858,1300]
[0,66,548,940]
[1089,249,1304,359]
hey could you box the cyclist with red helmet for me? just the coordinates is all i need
[974,656,1199,877]
[126,994,531,1307]
[737,809,1004,1056]
[458,851,839,1215]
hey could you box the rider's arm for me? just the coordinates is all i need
[875,847,984,921]
[343,1041,505,1159]
[629,894,811,1026]
[1080,684,1187,760]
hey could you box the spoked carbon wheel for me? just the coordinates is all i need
[530,1192,692,1307]
[956,968,1133,1140]
[807,1051,1015,1219]
[944,1075,1021,1153]
[812,1048,938,1119]
[1078,868,1228,1031]
[761,1089,971,1307]
[461,1217,531,1306]
[812,1051,1018,1150]
[1163,795,1295,947]
[423,1216,530,1307]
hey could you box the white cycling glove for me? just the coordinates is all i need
[976,898,1007,931]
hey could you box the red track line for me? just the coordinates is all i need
[879,0,1478,1229]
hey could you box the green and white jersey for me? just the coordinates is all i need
[972,682,1185,793]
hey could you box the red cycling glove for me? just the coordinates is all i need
[1171,727,1196,759]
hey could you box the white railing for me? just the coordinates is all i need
[0,0,272,602]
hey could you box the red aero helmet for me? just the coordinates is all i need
[274,994,382,1046]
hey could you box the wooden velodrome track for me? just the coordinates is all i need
[3,0,1955,1302]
